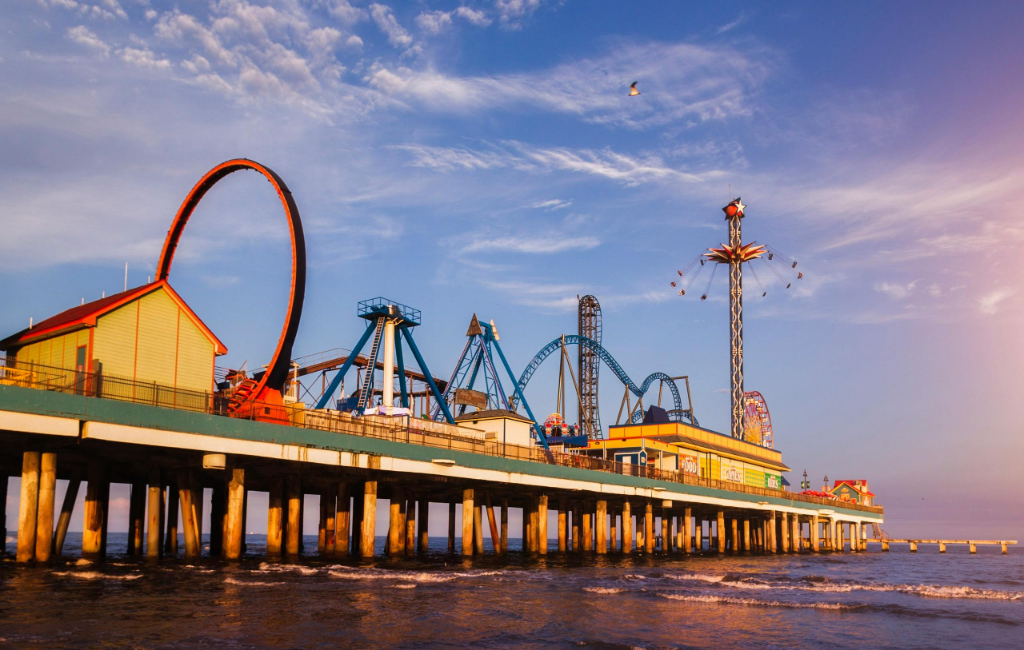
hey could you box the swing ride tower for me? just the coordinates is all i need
[704,199,767,440]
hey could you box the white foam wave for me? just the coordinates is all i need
[4,536,14,544]
[584,587,625,594]
[256,562,319,575]
[390,583,417,589]
[74,558,93,566]
[327,566,504,584]
[659,593,853,610]
[623,574,647,581]
[225,577,282,587]
[670,573,1023,601]
[53,571,142,581]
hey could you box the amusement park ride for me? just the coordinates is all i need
[167,160,781,451]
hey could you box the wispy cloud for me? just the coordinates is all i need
[495,0,541,30]
[716,11,750,35]
[979,288,1014,315]
[874,279,918,300]
[462,234,599,254]
[369,3,413,49]
[66,25,110,56]
[532,199,572,211]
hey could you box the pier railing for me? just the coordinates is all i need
[0,357,883,515]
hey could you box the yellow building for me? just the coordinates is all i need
[1,281,226,397]
[588,421,790,489]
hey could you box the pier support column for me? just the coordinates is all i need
[768,512,777,554]
[572,503,581,552]
[486,498,500,554]
[165,483,179,555]
[407,495,417,557]
[939,542,946,553]
[388,487,405,557]
[16,451,40,563]
[461,489,474,557]
[0,474,6,555]
[224,468,245,560]
[1002,542,1008,555]
[729,518,738,553]
[595,500,607,554]
[882,539,889,552]
[716,511,726,553]
[622,501,633,553]
[611,508,619,552]
[83,463,110,559]
[129,480,146,556]
[969,541,977,554]
[54,470,82,558]
[582,505,592,552]
[418,498,430,554]
[538,495,549,555]
[910,541,918,553]
[361,480,377,558]
[34,452,57,564]
[336,483,351,556]
[501,499,509,554]
[661,508,670,554]
[645,503,655,554]
[323,488,336,556]
[448,502,456,553]
[561,501,569,552]
[810,516,820,552]
[742,519,750,553]
[210,482,226,557]
[473,503,484,555]
[176,472,199,559]
[791,515,800,553]
[286,477,302,557]
[267,477,284,557]
[146,469,163,558]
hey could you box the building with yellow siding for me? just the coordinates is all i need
[0,281,226,396]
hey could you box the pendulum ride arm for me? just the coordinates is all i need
[492,339,548,450]
[395,336,409,409]
[400,327,456,424]
[314,322,378,410]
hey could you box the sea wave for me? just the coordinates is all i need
[224,577,283,587]
[256,562,320,575]
[668,573,1023,601]
[659,592,856,610]
[583,587,626,594]
[53,571,143,581]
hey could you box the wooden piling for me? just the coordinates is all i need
[500,500,509,553]
[474,504,484,555]
[406,497,417,557]
[54,472,81,558]
[730,518,739,553]
[177,471,199,559]
[317,490,329,554]
[716,511,726,553]
[286,477,302,557]
[83,462,110,559]
[769,512,777,554]
[389,487,404,557]
[910,541,918,552]
[34,452,57,563]
[165,482,179,555]
[618,501,626,552]
[581,504,592,552]
[461,489,474,556]
[336,483,351,556]
[16,451,41,563]
[128,480,146,556]
[361,480,377,558]
[448,502,456,553]
[350,483,364,556]
[267,477,284,557]
[193,480,204,554]
[557,497,567,553]
[683,508,693,553]
[645,502,655,554]
[538,495,549,555]
[595,500,607,554]
[572,503,581,552]
[224,468,244,560]
[662,512,670,555]
[790,515,800,552]
[0,474,6,555]
[146,468,163,558]
[486,498,499,554]
[324,488,337,556]
[418,498,430,553]
[810,515,820,552]
[209,482,225,557]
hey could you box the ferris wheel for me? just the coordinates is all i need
[743,391,774,448]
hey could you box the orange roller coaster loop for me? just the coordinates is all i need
[156,159,306,407]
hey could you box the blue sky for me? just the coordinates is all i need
[2,0,1023,539]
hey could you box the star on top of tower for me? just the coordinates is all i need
[723,197,745,219]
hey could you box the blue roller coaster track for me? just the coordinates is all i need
[515,335,699,430]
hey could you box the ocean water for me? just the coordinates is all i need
[1,534,1021,649]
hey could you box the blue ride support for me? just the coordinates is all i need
[400,326,455,424]
[395,336,409,409]
[314,323,377,410]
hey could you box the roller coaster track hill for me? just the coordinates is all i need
[514,335,699,432]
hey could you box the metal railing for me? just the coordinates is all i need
[0,356,883,515]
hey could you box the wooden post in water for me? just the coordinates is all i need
[581,503,592,552]
[16,451,41,563]
[165,482,179,555]
[418,498,430,554]
[83,463,109,559]
[768,512,777,554]
[662,510,670,554]
[209,481,225,557]
[461,489,474,556]
[595,500,607,554]
[336,483,351,556]
[683,508,693,553]
[177,472,199,559]
[128,480,146,556]
[350,483,364,557]
[388,487,404,557]
[324,487,337,556]
[538,495,549,555]
[500,500,508,554]
[224,468,245,560]
[572,503,581,552]
[267,477,284,557]
[448,502,456,553]
[286,477,302,557]
[146,468,163,558]
[317,490,329,554]
[557,497,567,553]
[645,502,655,554]
[473,504,485,555]
[0,474,7,555]
[618,501,626,552]
[193,480,204,555]
[361,480,377,558]
[791,515,800,553]
[405,497,416,557]
[716,511,726,553]
[485,497,499,554]
[54,471,82,558]
[34,452,57,563]
[810,515,820,552]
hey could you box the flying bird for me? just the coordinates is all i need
[629,81,640,96]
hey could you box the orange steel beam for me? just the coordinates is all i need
[156,159,305,402]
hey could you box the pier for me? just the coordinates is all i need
[873,539,1016,554]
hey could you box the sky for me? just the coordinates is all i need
[2,0,1024,540]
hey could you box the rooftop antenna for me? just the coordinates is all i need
[124,263,128,292]
[29,317,33,329]
[102,291,105,299]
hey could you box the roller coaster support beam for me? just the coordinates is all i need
[492,339,548,450]
[314,324,376,410]
[401,327,455,425]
